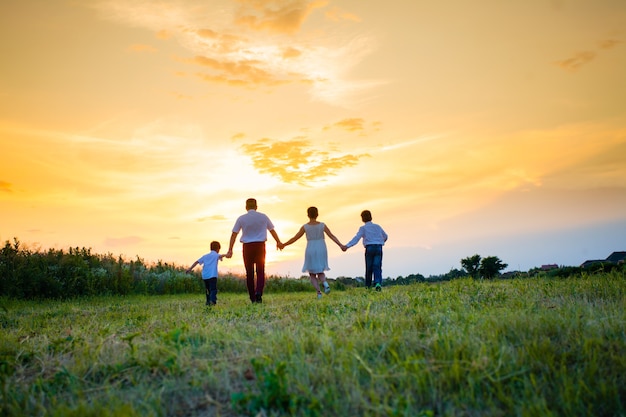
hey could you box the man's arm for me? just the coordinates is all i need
[226,232,238,258]
[269,229,282,247]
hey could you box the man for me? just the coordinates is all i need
[344,210,388,291]
[226,198,282,303]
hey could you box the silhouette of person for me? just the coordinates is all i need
[226,198,282,303]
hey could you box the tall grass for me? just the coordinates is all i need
[1,272,625,416]
[0,238,337,299]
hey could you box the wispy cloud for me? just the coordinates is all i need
[233,0,328,34]
[0,121,238,201]
[331,118,365,132]
[555,38,622,72]
[92,0,380,106]
[555,51,596,72]
[0,180,12,193]
[597,39,622,50]
[324,117,384,134]
[190,55,290,87]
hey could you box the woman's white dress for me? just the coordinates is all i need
[302,223,329,273]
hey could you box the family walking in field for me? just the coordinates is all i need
[186,198,388,305]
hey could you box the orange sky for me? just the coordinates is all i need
[1,0,625,277]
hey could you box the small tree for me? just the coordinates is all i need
[445,268,467,280]
[479,256,508,279]
[461,254,481,278]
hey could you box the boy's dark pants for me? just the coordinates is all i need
[364,244,383,288]
[203,278,217,305]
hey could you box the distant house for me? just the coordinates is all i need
[580,251,626,268]
[605,251,626,264]
[580,259,606,268]
[541,264,559,270]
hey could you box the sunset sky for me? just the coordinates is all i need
[1,0,625,278]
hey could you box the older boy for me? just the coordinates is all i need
[344,210,388,291]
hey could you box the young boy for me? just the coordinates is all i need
[344,210,388,291]
[186,241,225,305]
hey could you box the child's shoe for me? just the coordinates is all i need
[323,282,331,294]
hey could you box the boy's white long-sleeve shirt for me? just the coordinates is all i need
[346,222,388,248]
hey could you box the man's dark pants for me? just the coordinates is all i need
[243,242,266,302]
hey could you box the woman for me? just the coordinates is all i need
[280,207,345,298]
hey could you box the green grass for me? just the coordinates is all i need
[1,273,625,416]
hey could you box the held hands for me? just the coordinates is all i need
[277,242,286,250]
[341,244,348,252]
[225,250,233,259]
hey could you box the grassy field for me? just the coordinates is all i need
[1,273,625,416]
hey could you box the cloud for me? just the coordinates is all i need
[93,0,380,106]
[332,118,365,132]
[0,121,240,204]
[0,180,12,193]
[545,138,626,188]
[190,55,290,86]
[193,28,247,53]
[323,117,384,135]
[597,39,622,50]
[233,0,328,34]
[555,38,622,72]
[281,46,302,59]
[155,29,172,40]
[239,137,368,184]
[555,51,596,72]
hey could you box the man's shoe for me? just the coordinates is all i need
[375,283,382,292]
[255,293,263,303]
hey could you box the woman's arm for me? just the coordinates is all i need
[324,224,344,248]
[282,226,305,246]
